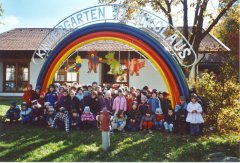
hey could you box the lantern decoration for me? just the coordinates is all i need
[86,51,102,73]
[105,51,122,75]
[64,56,82,73]
[124,58,145,76]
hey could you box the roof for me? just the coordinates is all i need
[0,27,231,52]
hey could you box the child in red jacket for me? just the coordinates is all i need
[154,108,165,130]
[22,84,35,107]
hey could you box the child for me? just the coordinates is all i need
[5,101,20,123]
[20,102,32,124]
[45,84,58,107]
[81,106,96,129]
[22,84,35,107]
[51,107,69,133]
[59,90,70,110]
[46,106,56,127]
[161,92,172,115]
[104,90,114,114]
[148,90,161,114]
[30,100,43,125]
[154,108,165,130]
[70,109,80,130]
[186,94,204,136]
[89,91,100,116]
[164,109,175,133]
[175,100,188,135]
[138,95,151,116]
[139,110,154,133]
[112,89,127,114]
[76,87,84,102]
[69,90,80,112]
[58,86,65,103]
[111,110,127,132]
[37,92,45,107]
[126,101,141,132]
[31,85,41,101]
[175,96,187,113]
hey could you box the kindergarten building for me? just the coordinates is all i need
[0,5,230,101]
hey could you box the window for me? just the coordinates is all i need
[54,66,79,84]
[4,63,29,92]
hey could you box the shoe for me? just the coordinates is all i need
[148,129,153,134]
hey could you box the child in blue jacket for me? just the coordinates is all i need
[45,84,58,107]
[5,101,21,123]
[148,91,161,114]
[20,102,32,124]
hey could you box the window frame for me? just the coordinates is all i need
[3,62,30,93]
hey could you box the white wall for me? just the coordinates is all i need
[0,62,3,92]
[79,59,101,85]
[30,59,43,89]
[129,59,168,91]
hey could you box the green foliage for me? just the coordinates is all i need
[212,4,240,55]
[196,54,240,131]
[0,99,239,161]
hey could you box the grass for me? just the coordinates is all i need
[0,97,240,161]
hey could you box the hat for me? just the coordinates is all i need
[141,95,147,101]
[59,107,66,113]
[35,85,41,90]
[10,101,17,107]
[44,102,51,106]
[191,93,198,99]
[83,106,91,113]
[180,96,186,101]
[48,106,54,112]
[21,102,27,107]
[155,108,163,115]
[31,100,38,105]
[132,101,138,106]
[40,91,45,96]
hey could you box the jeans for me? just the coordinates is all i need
[21,115,31,124]
[190,123,200,136]
[164,122,173,132]
[127,123,139,132]
[154,121,164,129]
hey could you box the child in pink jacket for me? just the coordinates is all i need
[112,89,127,114]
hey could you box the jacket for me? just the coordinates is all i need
[174,102,187,113]
[51,111,69,132]
[126,109,141,122]
[161,99,172,115]
[175,108,188,122]
[186,102,204,124]
[45,91,58,106]
[6,106,21,118]
[138,103,151,116]
[60,95,71,109]
[154,114,165,122]
[89,97,101,115]
[69,96,80,112]
[20,108,32,118]
[164,114,175,124]
[148,97,161,113]
[112,96,127,112]
[81,113,95,121]
[22,90,35,106]
[104,97,113,113]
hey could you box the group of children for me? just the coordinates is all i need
[4,82,205,136]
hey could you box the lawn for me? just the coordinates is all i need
[0,97,239,161]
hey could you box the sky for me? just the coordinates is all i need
[0,0,219,33]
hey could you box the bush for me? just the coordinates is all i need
[196,54,240,132]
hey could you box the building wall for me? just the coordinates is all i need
[30,59,43,89]
[79,59,101,85]
[129,60,168,91]
[0,62,3,92]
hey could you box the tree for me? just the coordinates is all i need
[212,4,239,56]
[99,0,238,78]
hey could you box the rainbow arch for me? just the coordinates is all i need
[37,23,189,107]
